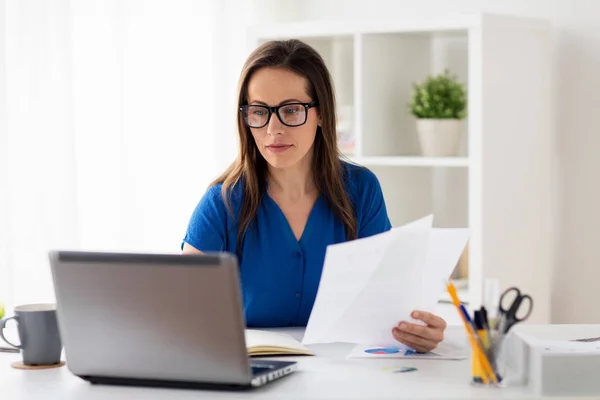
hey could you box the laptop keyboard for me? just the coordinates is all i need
[251,364,276,375]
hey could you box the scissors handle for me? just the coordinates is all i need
[499,287,519,313]
[499,287,534,322]
[511,294,533,321]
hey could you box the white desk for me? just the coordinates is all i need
[0,326,567,400]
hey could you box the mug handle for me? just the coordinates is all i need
[0,316,22,349]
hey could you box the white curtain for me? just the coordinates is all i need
[0,0,249,311]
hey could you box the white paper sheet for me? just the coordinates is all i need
[419,228,471,313]
[302,215,433,346]
[302,215,470,347]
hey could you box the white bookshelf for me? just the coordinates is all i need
[247,14,554,324]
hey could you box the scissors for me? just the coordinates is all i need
[497,286,533,334]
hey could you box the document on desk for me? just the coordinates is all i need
[346,342,467,360]
[302,215,470,348]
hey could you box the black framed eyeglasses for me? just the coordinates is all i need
[239,101,319,128]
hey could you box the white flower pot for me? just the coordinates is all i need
[416,119,462,157]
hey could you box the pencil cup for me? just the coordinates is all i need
[470,330,507,387]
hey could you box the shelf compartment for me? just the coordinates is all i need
[367,165,469,229]
[357,30,469,158]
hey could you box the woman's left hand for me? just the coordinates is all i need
[391,310,447,353]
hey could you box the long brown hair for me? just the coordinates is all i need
[211,39,357,255]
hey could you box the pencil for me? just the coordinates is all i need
[446,281,499,384]
[447,286,493,384]
[448,282,497,384]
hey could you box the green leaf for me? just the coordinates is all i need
[407,69,468,119]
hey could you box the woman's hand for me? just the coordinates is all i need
[391,310,447,353]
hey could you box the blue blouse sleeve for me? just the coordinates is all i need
[355,167,392,238]
[181,184,228,252]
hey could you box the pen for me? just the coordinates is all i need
[446,281,499,384]
[480,307,492,348]
[480,306,499,364]
[461,305,497,383]
[474,311,488,347]
[475,310,494,361]
[472,310,489,383]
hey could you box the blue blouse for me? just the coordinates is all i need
[181,161,392,327]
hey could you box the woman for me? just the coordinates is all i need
[181,39,446,352]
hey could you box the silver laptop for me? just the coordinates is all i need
[48,250,297,390]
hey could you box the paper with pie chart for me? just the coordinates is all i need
[346,342,467,360]
[302,214,470,347]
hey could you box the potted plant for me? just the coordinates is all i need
[408,69,467,157]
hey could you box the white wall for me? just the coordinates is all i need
[267,0,600,324]
[0,0,231,309]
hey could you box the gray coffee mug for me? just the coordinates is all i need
[0,303,63,366]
